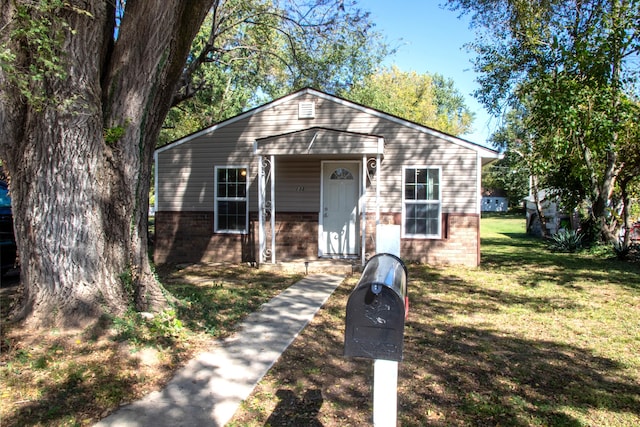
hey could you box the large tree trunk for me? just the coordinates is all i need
[579,134,620,244]
[0,0,211,328]
[619,177,632,250]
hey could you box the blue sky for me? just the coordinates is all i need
[364,1,495,147]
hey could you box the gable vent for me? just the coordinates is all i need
[298,101,316,119]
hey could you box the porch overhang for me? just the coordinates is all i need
[255,127,384,267]
[253,127,385,157]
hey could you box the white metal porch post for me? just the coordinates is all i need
[270,155,276,264]
[258,155,276,265]
[376,153,381,224]
[361,156,367,266]
[361,152,381,266]
[258,157,265,265]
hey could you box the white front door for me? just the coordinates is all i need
[320,161,360,257]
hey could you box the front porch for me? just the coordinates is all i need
[255,127,385,268]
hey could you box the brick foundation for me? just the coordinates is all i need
[154,211,480,266]
[405,214,479,266]
[364,212,480,266]
[270,213,319,259]
[154,212,250,264]
[154,211,318,264]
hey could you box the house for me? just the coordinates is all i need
[481,197,508,212]
[481,189,508,212]
[153,88,501,267]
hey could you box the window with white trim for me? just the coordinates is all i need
[214,166,248,233]
[403,167,441,238]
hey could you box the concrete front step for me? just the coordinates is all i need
[259,258,363,275]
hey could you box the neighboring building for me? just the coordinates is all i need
[481,189,508,212]
[524,190,574,236]
[525,190,640,241]
[154,88,501,267]
[481,197,508,212]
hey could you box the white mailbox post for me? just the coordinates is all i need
[374,224,402,427]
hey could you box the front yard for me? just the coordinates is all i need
[229,214,640,426]
[1,214,639,426]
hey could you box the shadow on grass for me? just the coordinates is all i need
[231,281,375,425]
[1,265,301,426]
[481,235,640,292]
[1,339,144,427]
[265,389,324,426]
[161,264,302,337]
[401,264,640,425]
[400,320,640,426]
[234,274,639,426]
[231,228,640,426]
[414,270,584,316]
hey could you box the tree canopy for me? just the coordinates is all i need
[448,0,640,244]
[161,0,390,143]
[0,0,393,327]
[346,66,475,136]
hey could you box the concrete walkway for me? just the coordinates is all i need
[95,273,344,427]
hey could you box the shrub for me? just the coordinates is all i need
[548,229,584,253]
[112,308,186,348]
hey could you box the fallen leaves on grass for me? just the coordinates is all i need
[0,263,300,426]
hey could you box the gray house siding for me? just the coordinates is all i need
[157,103,478,214]
[274,158,321,212]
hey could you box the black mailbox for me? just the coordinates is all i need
[344,253,408,361]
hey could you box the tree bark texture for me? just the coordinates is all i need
[0,0,211,327]
[530,175,550,239]
[579,140,620,243]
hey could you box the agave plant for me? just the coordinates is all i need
[548,229,584,253]
[612,240,632,260]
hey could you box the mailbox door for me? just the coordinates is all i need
[344,285,405,361]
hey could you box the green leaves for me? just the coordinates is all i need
[1,0,74,108]
[346,66,475,136]
[104,123,129,146]
[162,0,390,142]
[548,229,585,253]
[449,0,640,242]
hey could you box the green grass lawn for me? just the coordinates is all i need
[230,213,640,426]
[401,213,640,426]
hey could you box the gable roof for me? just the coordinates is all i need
[156,87,501,162]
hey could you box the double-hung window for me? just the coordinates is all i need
[403,167,441,238]
[214,166,248,233]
